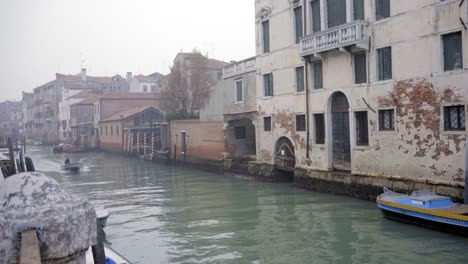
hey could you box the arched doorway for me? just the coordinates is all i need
[274,137,295,172]
[331,92,351,170]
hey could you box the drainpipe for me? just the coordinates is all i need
[303,2,310,159]
[465,136,468,204]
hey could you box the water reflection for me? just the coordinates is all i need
[28,147,468,264]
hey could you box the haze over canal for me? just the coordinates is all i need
[29,147,468,264]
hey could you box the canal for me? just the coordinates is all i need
[29,147,468,264]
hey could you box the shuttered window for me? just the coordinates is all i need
[311,0,321,33]
[443,32,463,72]
[264,116,272,131]
[354,52,367,84]
[312,61,323,89]
[327,0,346,28]
[295,66,305,92]
[377,47,392,81]
[263,73,273,96]
[353,0,364,20]
[294,6,303,43]
[355,111,368,146]
[314,114,325,144]
[235,80,243,102]
[262,20,270,53]
[376,0,390,21]
[296,114,306,132]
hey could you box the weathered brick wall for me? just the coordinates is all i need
[170,120,225,161]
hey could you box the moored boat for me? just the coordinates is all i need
[377,188,468,235]
[85,244,132,264]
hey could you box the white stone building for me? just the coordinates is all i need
[253,0,468,197]
[128,72,164,93]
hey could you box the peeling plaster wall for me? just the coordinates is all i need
[255,0,468,183]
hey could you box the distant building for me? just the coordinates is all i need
[0,101,22,145]
[21,92,34,139]
[128,72,164,93]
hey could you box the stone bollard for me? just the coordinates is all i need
[0,172,97,264]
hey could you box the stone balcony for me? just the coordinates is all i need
[300,20,369,57]
[223,57,256,79]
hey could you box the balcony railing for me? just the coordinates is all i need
[300,20,369,57]
[223,57,256,79]
[462,0,468,27]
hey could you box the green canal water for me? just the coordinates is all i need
[29,147,468,264]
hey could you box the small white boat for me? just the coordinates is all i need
[96,208,111,228]
[86,244,132,264]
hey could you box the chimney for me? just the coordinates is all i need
[81,68,87,81]
[126,72,133,82]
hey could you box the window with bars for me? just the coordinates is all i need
[311,0,321,33]
[377,47,392,81]
[355,111,368,146]
[294,6,303,44]
[354,52,367,84]
[235,79,243,102]
[444,105,465,131]
[263,73,273,96]
[264,116,272,131]
[296,114,306,131]
[376,0,390,21]
[312,61,323,89]
[235,126,247,139]
[379,109,394,131]
[353,0,364,20]
[442,32,463,72]
[295,66,305,92]
[327,0,346,28]
[314,113,325,144]
[262,20,270,53]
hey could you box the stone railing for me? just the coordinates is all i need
[223,57,256,79]
[300,20,369,56]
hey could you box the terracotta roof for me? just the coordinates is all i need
[63,82,101,90]
[134,74,157,82]
[99,92,159,100]
[100,106,159,122]
[69,90,99,99]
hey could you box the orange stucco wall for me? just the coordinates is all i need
[99,120,123,152]
[170,120,225,161]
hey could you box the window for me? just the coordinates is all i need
[311,0,321,32]
[379,109,394,131]
[444,105,465,131]
[312,61,323,89]
[442,32,463,72]
[354,52,367,84]
[295,66,305,92]
[355,111,368,146]
[354,0,364,20]
[263,73,273,96]
[181,131,186,153]
[143,85,148,92]
[296,114,306,131]
[377,47,392,81]
[294,6,303,43]
[151,85,156,92]
[327,0,346,28]
[262,20,270,53]
[264,116,272,131]
[117,126,119,136]
[376,0,390,21]
[235,126,246,139]
[314,114,325,144]
[111,126,113,136]
[105,126,108,136]
[100,127,103,136]
[235,79,243,102]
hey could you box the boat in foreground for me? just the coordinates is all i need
[377,188,468,235]
[86,244,132,264]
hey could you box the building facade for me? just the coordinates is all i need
[128,73,164,93]
[253,0,467,197]
[21,92,34,139]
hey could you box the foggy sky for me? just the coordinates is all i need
[0,0,255,101]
